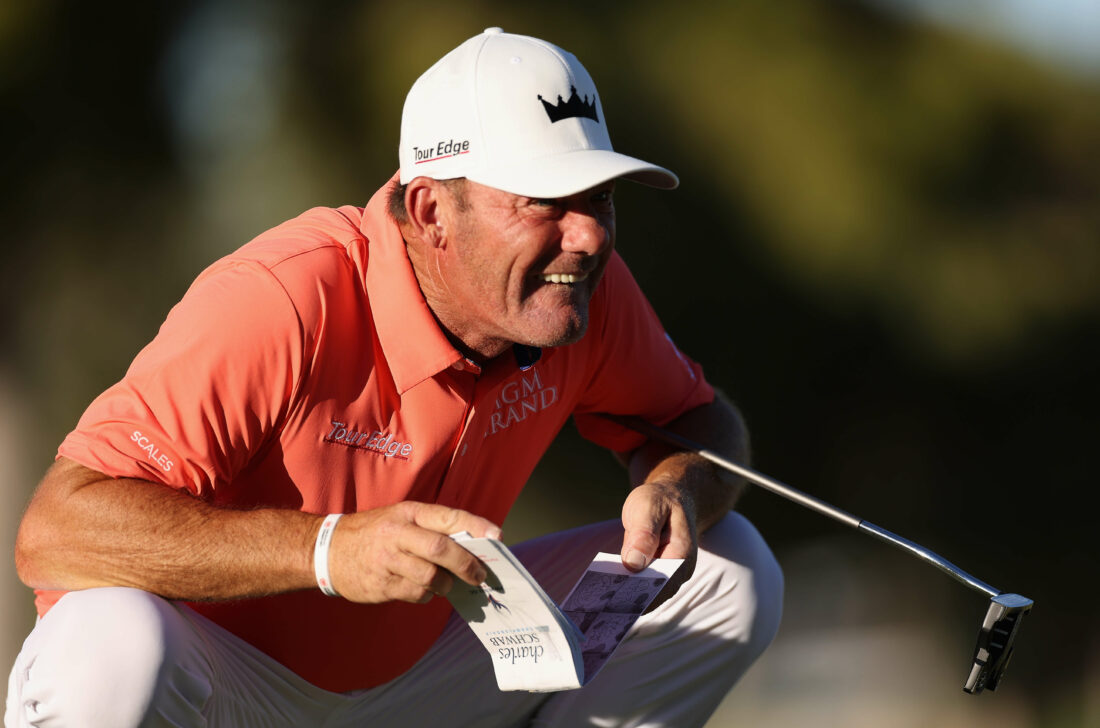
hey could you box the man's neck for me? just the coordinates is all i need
[400,234,512,365]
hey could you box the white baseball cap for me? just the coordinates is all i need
[399,27,679,198]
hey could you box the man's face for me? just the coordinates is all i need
[432,179,616,359]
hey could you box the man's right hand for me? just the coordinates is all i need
[326,502,500,604]
[15,459,500,605]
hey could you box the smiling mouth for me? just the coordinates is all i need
[538,272,589,284]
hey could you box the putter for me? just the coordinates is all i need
[605,414,1032,694]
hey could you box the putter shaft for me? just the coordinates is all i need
[857,522,998,597]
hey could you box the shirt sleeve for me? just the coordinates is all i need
[572,252,714,453]
[58,259,306,498]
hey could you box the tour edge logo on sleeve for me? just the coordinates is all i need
[131,430,174,472]
[324,420,413,461]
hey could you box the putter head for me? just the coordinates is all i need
[964,592,1033,694]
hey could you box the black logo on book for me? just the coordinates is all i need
[538,86,598,123]
[486,590,511,613]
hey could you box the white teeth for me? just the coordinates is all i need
[541,272,587,284]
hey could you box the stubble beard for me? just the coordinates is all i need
[514,280,596,348]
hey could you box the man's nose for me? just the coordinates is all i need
[560,211,610,256]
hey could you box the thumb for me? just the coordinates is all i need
[621,492,668,571]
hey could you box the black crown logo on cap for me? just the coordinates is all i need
[538,86,599,124]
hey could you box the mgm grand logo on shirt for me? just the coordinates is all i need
[485,369,558,437]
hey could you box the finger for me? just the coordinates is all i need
[384,550,457,599]
[620,496,669,571]
[643,508,698,613]
[399,525,488,587]
[381,572,437,604]
[621,529,659,571]
[654,503,695,561]
[404,502,502,541]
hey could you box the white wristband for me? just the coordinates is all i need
[313,514,343,597]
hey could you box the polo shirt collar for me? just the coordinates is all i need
[361,177,462,394]
[514,344,542,370]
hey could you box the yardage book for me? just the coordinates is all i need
[447,532,683,692]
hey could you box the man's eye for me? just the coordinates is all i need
[532,198,558,207]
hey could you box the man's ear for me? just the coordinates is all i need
[403,178,446,248]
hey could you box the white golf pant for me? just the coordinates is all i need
[5,512,782,728]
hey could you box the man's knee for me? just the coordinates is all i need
[694,511,785,658]
[9,587,210,728]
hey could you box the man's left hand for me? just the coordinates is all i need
[614,396,750,609]
[621,479,698,569]
[620,478,699,610]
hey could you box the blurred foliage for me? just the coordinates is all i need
[636,2,1100,363]
[2,0,1098,724]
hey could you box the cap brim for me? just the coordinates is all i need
[466,149,679,198]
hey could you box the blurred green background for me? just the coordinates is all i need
[2,1,1098,725]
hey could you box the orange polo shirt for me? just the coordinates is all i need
[50,178,714,693]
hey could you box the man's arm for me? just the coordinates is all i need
[15,457,499,604]
[616,393,749,574]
